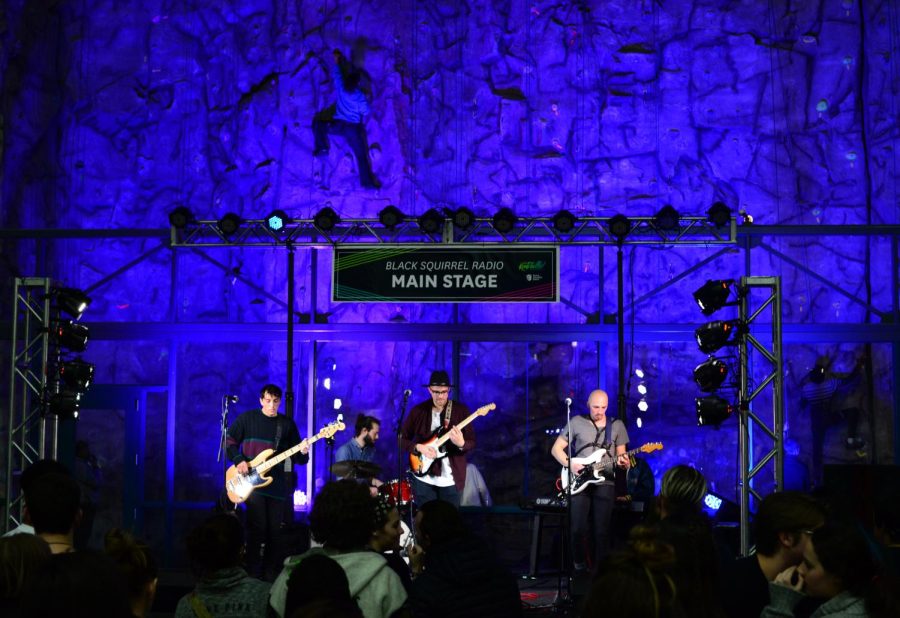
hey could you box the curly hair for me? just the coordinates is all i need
[185,513,244,576]
[309,480,377,550]
[104,528,158,603]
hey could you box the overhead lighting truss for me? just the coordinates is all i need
[170,214,737,247]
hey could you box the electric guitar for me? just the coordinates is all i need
[409,403,496,476]
[225,418,345,504]
[559,442,663,496]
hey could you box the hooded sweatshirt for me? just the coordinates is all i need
[174,567,271,618]
[270,547,407,618]
[762,583,869,618]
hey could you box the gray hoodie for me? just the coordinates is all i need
[762,582,869,618]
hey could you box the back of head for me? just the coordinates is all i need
[20,459,70,494]
[26,472,81,535]
[417,499,466,548]
[754,491,825,555]
[309,480,376,551]
[186,513,244,576]
[873,488,900,545]
[289,597,364,618]
[812,521,876,598]
[20,550,131,618]
[104,528,158,603]
[285,554,354,617]
[0,535,51,601]
[659,465,707,519]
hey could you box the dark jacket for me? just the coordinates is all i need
[400,399,475,492]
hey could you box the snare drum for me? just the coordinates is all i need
[380,478,412,505]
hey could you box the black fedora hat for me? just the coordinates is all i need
[424,370,453,388]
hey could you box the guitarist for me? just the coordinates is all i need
[225,384,309,581]
[400,370,474,509]
[550,389,630,573]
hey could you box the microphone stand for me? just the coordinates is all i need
[555,398,575,609]
[395,389,412,529]
[218,396,236,511]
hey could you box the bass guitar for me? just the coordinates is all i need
[409,403,496,476]
[559,442,663,496]
[225,418,345,504]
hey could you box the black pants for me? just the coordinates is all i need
[570,483,615,571]
[312,105,376,187]
[245,492,286,581]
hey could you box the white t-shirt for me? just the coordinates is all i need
[418,409,455,487]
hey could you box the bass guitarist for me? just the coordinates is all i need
[225,383,308,581]
[551,389,630,573]
[400,370,475,509]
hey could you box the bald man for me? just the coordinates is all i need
[551,389,629,572]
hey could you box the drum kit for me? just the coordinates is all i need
[330,459,412,506]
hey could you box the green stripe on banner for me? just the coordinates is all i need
[335,247,420,271]
[334,286,394,301]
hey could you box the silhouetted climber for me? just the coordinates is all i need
[313,49,380,189]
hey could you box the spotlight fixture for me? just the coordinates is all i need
[313,207,339,232]
[56,321,89,353]
[608,214,631,241]
[52,288,91,320]
[217,213,242,237]
[693,358,729,392]
[696,395,734,426]
[417,208,444,235]
[451,207,476,231]
[264,209,291,233]
[60,359,95,391]
[48,390,81,419]
[378,205,405,229]
[693,279,735,316]
[695,320,738,354]
[707,201,732,228]
[492,207,518,234]
[168,206,195,229]
[653,205,680,231]
[552,209,578,233]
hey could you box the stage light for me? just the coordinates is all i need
[637,400,649,412]
[492,208,518,234]
[608,214,631,241]
[313,207,339,232]
[693,358,729,392]
[552,210,577,233]
[635,368,645,379]
[56,321,89,353]
[217,213,242,237]
[451,207,476,231]
[654,205,680,231]
[60,359,95,391]
[378,205,405,229]
[418,209,444,235]
[48,390,81,419]
[265,210,291,232]
[707,201,731,228]
[168,206,195,229]
[693,279,735,316]
[696,395,733,426]
[695,320,738,354]
[637,384,647,395]
[52,288,91,320]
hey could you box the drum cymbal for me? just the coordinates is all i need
[331,460,381,479]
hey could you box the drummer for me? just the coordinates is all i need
[334,414,383,494]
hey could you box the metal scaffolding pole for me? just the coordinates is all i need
[4,278,54,533]
[737,276,784,555]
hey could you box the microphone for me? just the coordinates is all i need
[564,397,572,407]
[226,395,239,403]
[403,389,412,397]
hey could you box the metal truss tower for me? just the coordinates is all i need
[4,278,57,532]
[738,276,784,554]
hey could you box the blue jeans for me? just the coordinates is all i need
[411,476,460,509]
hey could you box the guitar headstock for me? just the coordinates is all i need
[318,419,347,439]
[639,442,663,454]
[475,403,496,416]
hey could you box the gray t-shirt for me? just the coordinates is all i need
[560,416,629,484]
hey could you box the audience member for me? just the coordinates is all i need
[25,471,81,553]
[2,459,70,538]
[408,499,521,618]
[369,495,412,591]
[460,463,492,507]
[20,549,131,617]
[872,488,900,575]
[270,479,407,618]
[284,553,362,618]
[763,520,891,618]
[721,491,826,618]
[0,534,51,617]
[104,528,158,618]
[175,513,271,618]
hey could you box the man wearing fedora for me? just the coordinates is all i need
[400,370,475,508]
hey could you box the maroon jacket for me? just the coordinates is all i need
[400,399,476,492]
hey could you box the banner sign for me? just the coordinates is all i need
[332,245,559,303]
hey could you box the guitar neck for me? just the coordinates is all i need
[257,434,321,473]
[433,411,479,448]
[591,445,645,471]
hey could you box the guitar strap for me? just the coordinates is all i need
[274,415,284,453]
[442,400,453,429]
